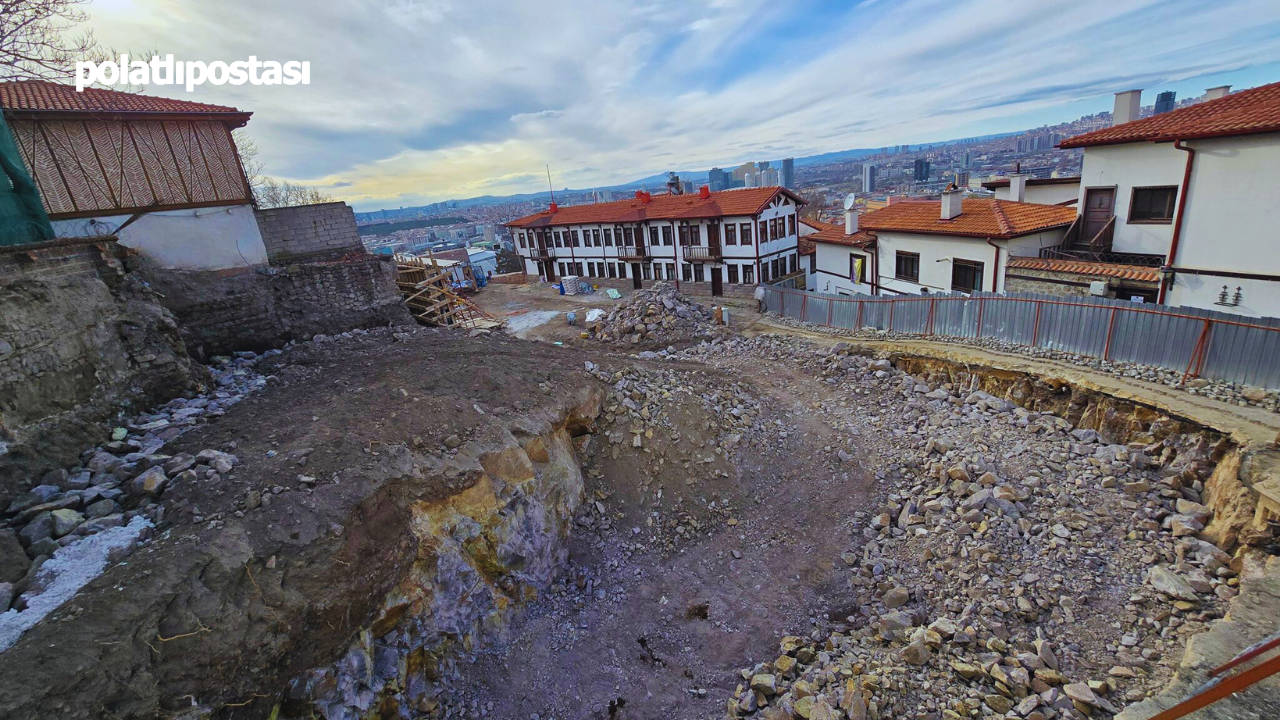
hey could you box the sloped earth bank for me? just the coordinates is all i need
[0,326,1273,720]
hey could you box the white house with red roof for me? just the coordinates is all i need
[808,189,1077,297]
[0,80,268,270]
[1057,82,1280,315]
[504,185,805,296]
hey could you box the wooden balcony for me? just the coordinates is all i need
[682,245,721,262]
[617,245,648,260]
[528,247,553,260]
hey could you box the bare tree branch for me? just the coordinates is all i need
[0,0,97,82]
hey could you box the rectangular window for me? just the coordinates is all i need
[744,264,756,284]
[519,232,527,248]
[789,254,797,274]
[788,214,796,236]
[618,263,627,278]
[850,254,867,282]
[741,223,752,245]
[693,264,704,282]
[571,229,580,246]
[951,259,985,294]
[1129,186,1177,223]
[662,226,673,245]
[591,229,600,246]
[772,258,781,278]
[760,220,768,242]
[678,224,689,246]
[689,225,700,245]
[649,226,659,245]
[725,224,737,245]
[607,263,617,278]
[808,255,816,275]
[895,251,920,282]
[642,263,653,280]
[604,229,613,246]
[728,264,740,284]
[623,227,633,244]
[558,262,567,276]
[682,263,692,282]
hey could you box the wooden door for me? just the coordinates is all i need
[710,267,723,296]
[708,221,721,254]
[630,263,642,289]
[1082,188,1115,243]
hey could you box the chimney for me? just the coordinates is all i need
[1007,173,1027,203]
[845,208,859,234]
[549,202,558,213]
[1112,89,1142,126]
[1205,85,1231,101]
[940,186,963,220]
[640,191,651,204]
[698,185,711,199]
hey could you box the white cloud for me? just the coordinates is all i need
[83,0,1280,209]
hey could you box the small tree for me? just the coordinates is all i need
[233,129,333,209]
[0,0,97,81]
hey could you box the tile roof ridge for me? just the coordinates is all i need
[990,199,1014,236]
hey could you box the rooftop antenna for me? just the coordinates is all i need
[546,165,555,204]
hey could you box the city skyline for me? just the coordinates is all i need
[83,0,1280,211]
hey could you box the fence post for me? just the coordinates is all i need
[1032,302,1042,347]
[889,302,895,332]
[856,300,864,329]
[801,293,808,323]
[1183,319,1213,383]
[976,297,985,339]
[1103,307,1119,361]
[827,298,834,327]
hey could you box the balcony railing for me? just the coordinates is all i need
[1038,245,1164,267]
[529,247,553,260]
[617,244,647,260]
[682,245,721,262]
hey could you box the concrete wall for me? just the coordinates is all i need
[0,238,205,495]
[1166,132,1280,317]
[1077,143,1185,256]
[139,255,414,359]
[52,203,269,271]
[255,202,365,265]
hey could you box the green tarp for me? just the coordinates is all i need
[0,112,55,246]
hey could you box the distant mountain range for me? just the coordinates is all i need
[358,130,1022,216]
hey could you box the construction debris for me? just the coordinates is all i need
[585,281,719,345]
[396,254,502,330]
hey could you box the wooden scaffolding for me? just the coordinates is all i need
[395,254,502,330]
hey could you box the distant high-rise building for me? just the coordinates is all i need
[913,159,930,182]
[781,157,795,189]
[963,151,971,169]
[862,164,877,193]
[708,167,729,192]
[1154,91,1176,115]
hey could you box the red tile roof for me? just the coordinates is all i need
[1006,256,1160,283]
[859,198,1076,239]
[1059,82,1280,148]
[803,222,876,250]
[980,176,1080,189]
[505,186,805,228]
[0,79,250,120]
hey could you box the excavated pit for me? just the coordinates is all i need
[0,327,1275,720]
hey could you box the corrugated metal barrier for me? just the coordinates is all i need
[764,286,1280,389]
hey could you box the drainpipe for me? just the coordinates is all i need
[1160,139,1196,304]
[986,238,1001,293]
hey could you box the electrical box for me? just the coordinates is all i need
[1089,280,1109,297]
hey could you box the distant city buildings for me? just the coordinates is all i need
[861,164,877,193]
[781,157,795,189]
[1154,91,1177,115]
[913,159,930,182]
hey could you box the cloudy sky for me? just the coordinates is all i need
[85,0,1280,211]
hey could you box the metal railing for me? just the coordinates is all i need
[617,244,647,260]
[682,245,721,261]
[1039,244,1165,268]
[764,286,1280,388]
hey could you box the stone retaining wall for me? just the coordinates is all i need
[255,202,365,265]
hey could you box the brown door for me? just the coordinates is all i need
[544,260,556,282]
[630,263,642,289]
[710,267,723,296]
[708,221,721,254]
[1082,188,1115,243]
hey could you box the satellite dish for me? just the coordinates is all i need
[843,194,857,210]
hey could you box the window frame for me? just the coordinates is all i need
[951,259,985,294]
[724,224,737,245]
[743,264,755,284]
[740,223,753,245]
[894,251,920,282]
[728,264,740,284]
[1127,185,1178,224]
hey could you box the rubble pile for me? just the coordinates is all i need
[586,282,720,345]
[678,336,1245,719]
[765,312,1280,413]
[0,351,269,632]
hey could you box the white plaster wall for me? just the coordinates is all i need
[994,183,1080,205]
[1077,143,1185,255]
[1006,229,1071,258]
[52,203,268,270]
[813,241,873,295]
[1168,275,1280,319]
[875,231,1003,295]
